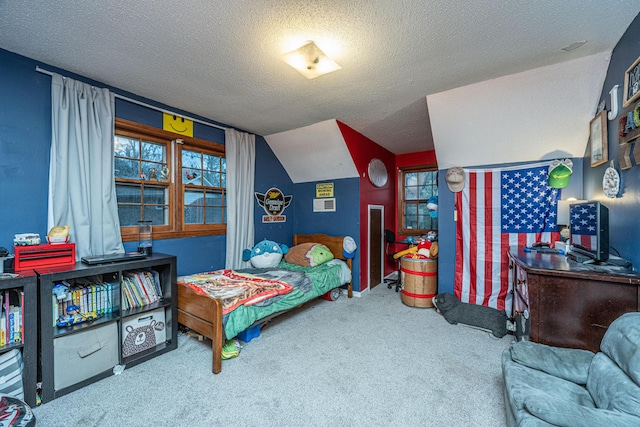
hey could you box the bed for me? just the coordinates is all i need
[177,233,353,373]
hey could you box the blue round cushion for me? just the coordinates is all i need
[0,394,36,426]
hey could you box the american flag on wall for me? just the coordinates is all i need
[569,202,598,250]
[454,163,561,314]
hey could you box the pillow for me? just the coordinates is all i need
[242,239,289,268]
[599,312,640,385]
[0,394,36,426]
[285,243,334,267]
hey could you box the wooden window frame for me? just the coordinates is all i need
[397,164,438,236]
[115,118,226,242]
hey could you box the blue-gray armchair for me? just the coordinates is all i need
[502,312,640,426]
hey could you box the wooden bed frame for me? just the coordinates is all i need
[177,233,353,374]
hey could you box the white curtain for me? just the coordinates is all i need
[225,128,255,269]
[48,73,124,259]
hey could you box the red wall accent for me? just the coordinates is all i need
[396,150,437,168]
[337,120,437,291]
[337,121,394,291]
[394,150,438,239]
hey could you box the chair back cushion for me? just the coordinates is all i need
[600,312,640,386]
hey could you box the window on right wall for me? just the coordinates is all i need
[398,166,438,235]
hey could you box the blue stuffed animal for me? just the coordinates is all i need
[242,239,289,268]
[427,195,438,218]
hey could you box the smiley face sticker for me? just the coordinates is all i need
[163,113,193,137]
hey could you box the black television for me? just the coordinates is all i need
[569,201,609,262]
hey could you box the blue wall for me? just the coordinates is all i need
[0,48,291,277]
[0,50,51,251]
[436,172,456,296]
[115,97,227,143]
[253,136,295,245]
[293,178,361,290]
[583,13,640,269]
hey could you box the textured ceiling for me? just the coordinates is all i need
[0,1,638,157]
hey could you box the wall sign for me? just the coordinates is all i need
[163,113,193,137]
[255,187,292,223]
[623,55,640,107]
[608,85,620,120]
[618,100,640,145]
[316,183,334,198]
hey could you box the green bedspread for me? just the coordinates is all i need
[223,259,348,339]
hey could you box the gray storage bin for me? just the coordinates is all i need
[53,323,118,390]
[121,308,166,358]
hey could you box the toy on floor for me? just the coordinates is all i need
[221,339,242,359]
[432,292,508,338]
[242,239,289,268]
[0,395,36,426]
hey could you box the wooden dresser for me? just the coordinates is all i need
[508,247,640,352]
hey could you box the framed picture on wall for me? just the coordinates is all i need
[590,110,608,167]
[623,55,640,107]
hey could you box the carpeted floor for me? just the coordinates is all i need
[33,284,514,426]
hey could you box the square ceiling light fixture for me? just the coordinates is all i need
[282,41,341,79]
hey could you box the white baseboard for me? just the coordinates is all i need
[342,287,366,298]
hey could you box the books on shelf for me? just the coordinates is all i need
[51,278,117,327]
[0,289,24,346]
[121,270,162,311]
[50,269,162,326]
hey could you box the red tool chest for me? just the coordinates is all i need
[14,243,76,271]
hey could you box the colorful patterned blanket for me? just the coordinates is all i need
[177,269,298,315]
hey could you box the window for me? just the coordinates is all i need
[181,149,226,226]
[114,118,226,241]
[398,166,438,235]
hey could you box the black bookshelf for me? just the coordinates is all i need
[0,273,37,407]
[36,253,177,403]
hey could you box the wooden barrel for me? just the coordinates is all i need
[400,256,437,308]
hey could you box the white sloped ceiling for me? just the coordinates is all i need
[427,52,611,169]
[264,119,358,184]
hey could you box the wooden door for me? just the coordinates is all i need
[369,207,383,289]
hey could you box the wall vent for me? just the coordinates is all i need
[313,198,336,212]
